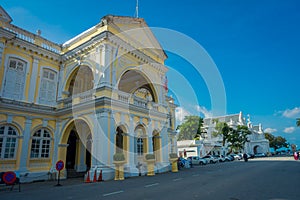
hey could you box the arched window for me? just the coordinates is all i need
[116,127,123,153]
[68,66,93,96]
[3,57,26,100]
[0,125,18,159]
[39,69,57,105]
[30,129,51,158]
[137,138,143,155]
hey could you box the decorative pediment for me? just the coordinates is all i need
[103,15,167,62]
[0,6,12,24]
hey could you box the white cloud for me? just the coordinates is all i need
[195,105,212,118]
[283,127,296,133]
[264,128,277,133]
[175,107,191,125]
[282,107,300,118]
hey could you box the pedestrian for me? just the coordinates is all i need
[243,153,248,162]
[297,152,300,160]
[137,162,142,176]
[189,157,193,168]
[293,152,298,160]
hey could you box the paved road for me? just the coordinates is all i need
[1,156,299,200]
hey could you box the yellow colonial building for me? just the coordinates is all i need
[0,6,177,182]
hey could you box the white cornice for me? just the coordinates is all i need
[62,25,100,47]
[62,31,168,74]
[7,37,61,63]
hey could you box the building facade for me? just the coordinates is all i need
[0,7,177,182]
[196,112,270,156]
[177,112,270,157]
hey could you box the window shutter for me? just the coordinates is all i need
[3,58,26,100]
[39,69,57,105]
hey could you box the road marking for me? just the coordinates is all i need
[103,190,124,197]
[144,183,159,188]
[173,178,183,181]
[192,174,200,177]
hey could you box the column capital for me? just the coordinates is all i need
[25,117,33,124]
[31,55,40,62]
[58,144,69,148]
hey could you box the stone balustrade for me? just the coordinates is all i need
[4,23,61,54]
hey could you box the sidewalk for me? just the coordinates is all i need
[1,177,84,193]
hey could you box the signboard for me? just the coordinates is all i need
[56,160,64,171]
[1,171,17,185]
[55,160,64,186]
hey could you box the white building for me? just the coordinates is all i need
[202,111,270,155]
[177,140,204,158]
[176,112,271,156]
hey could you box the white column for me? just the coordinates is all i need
[100,44,113,86]
[51,120,62,168]
[77,141,87,171]
[128,115,136,165]
[19,118,32,172]
[28,58,39,103]
[109,111,116,165]
[57,64,65,100]
[147,119,153,153]
[160,127,169,163]
[94,47,102,89]
[0,42,4,69]
[90,114,100,168]
[111,47,117,88]
[125,115,139,176]
[96,111,110,166]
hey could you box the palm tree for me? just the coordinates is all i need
[297,118,300,127]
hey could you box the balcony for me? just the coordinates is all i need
[3,23,61,54]
[58,89,166,114]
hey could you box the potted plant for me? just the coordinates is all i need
[113,153,126,162]
[113,153,126,180]
[145,154,156,176]
[169,153,178,172]
[145,153,155,161]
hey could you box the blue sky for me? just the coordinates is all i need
[2,0,300,147]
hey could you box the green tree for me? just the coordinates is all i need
[227,125,251,153]
[212,121,230,146]
[265,132,276,151]
[274,136,289,151]
[265,133,288,151]
[297,118,300,127]
[194,117,204,140]
[177,116,204,141]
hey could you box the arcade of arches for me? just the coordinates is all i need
[0,11,178,182]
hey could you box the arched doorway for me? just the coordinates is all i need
[253,145,263,154]
[152,131,162,162]
[115,126,129,162]
[116,127,124,153]
[60,120,92,178]
[134,125,147,165]
[66,130,77,170]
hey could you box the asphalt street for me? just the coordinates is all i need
[1,156,299,200]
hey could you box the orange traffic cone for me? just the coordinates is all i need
[93,170,97,182]
[85,171,91,183]
[97,170,103,182]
